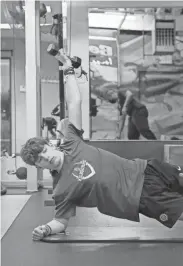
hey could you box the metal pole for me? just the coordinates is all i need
[57,13,65,120]
[116,13,127,87]
[25,0,42,191]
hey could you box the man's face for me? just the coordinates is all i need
[35,144,62,170]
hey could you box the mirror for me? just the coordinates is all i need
[89,7,183,141]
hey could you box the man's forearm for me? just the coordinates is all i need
[55,49,81,105]
[65,74,81,105]
[123,91,133,109]
[54,50,82,129]
[117,113,126,137]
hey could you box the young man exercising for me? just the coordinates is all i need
[20,50,183,241]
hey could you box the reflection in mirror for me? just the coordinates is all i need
[89,7,183,141]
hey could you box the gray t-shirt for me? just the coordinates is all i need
[52,123,147,222]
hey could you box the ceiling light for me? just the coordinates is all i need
[89,36,116,41]
[0,24,11,29]
[40,23,52,26]
[22,5,51,13]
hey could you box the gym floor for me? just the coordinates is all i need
[1,189,183,266]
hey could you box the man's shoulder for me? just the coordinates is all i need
[64,122,84,140]
[69,122,84,136]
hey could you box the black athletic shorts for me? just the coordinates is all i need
[139,159,183,228]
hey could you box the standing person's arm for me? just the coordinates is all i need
[116,90,133,139]
[122,90,133,113]
[116,112,127,139]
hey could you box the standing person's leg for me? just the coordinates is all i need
[139,159,183,228]
[132,107,156,140]
[127,116,140,140]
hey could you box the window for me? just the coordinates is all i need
[1,58,11,154]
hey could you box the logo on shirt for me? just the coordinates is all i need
[72,160,95,181]
[159,213,168,222]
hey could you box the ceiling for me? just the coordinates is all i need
[0,1,62,43]
[0,1,61,24]
[1,2,183,43]
[89,7,183,31]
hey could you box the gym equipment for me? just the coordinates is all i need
[41,228,183,243]
[47,44,82,69]
[51,104,60,117]
[41,117,57,138]
[50,14,62,38]
[1,183,7,195]
[41,231,140,243]
[1,149,42,192]
[7,167,27,180]
[48,189,53,194]
[47,42,88,122]
[2,150,27,180]
[90,97,98,117]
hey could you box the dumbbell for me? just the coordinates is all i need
[2,150,27,180]
[47,44,81,69]
[1,183,7,195]
[7,167,27,180]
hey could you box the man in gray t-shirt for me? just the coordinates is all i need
[52,122,146,223]
[20,50,183,241]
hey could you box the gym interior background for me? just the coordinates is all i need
[1,1,183,260]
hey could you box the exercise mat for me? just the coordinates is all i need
[41,226,183,243]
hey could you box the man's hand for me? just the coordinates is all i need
[32,225,45,241]
[121,107,127,115]
[55,49,72,70]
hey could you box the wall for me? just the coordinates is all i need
[89,140,183,160]
[1,37,60,153]
[88,1,183,9]
[1,38,26,153]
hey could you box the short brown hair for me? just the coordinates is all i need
[20,137,48,166]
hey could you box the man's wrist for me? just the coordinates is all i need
[122,106,127,113]
[42,224,52,237]
[64,66,75,76]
